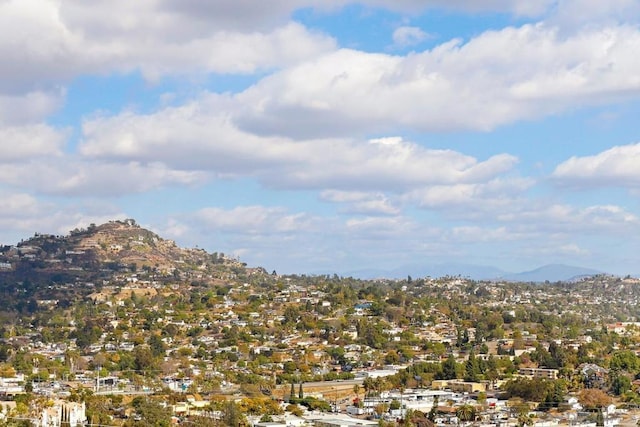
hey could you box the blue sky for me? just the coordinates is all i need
[2,0,640,276]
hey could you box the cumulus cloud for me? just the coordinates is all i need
[0,192,40,216]
[552,143,640,188]
[406,177,534,211]
[0,189,126,244]
[392,26,430,48]
[0,0,336,93]
[78,101,518,193]
[515,242,591,258]
[193,206,317,235]
[0,124,67,161]
[158,0,556,23]
[345,215,419,241]
[451,226,530,242]
[357,0,555,17]
[0,90,65,125]
[548,0,640,29]
[320,190,400,215]
[155,0,312,31]
[235,24,640,137]
[498,203,640,234]
[0,159,208,197]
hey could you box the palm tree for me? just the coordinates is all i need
[456,404,476,422]
[363,377,374,398]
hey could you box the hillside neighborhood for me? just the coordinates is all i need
[0,221,640,426]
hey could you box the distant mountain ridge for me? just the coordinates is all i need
[343,262,604,282]
[499,264,602,283]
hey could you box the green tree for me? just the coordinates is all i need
[221,400,245,427]
[610,373,631,396]
[456,404,476,422]
[125,397,171,427]
[610,350,640,372]
[149,334,166,358]
[440,355,458,380]
[133,346,156,374]
[464,350,480,382]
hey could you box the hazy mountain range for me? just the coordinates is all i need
[342,263,604,282]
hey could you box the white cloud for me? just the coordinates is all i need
[0,0,627,97]
[0,90,65,125]
[515,242,591,258]
[157,0,556,23]
[0,189,126,244]
[235,24,640,137]
[552,143,640,188]
[548,0,640,29]
[498,203,640,234]
[0,124,67,161]
[0,160,208,197]
[404,177,534,218]
[451,226,529,242]
[359,0,555,17]
[154,0,314,31]
[0,0,336,93]
[345,215,418,240]
[320,190,400,215]
[392,26,430,48]
[0,192,40,215]
[193,206,317,235]
[78,103,518,193]
[557,243,590,256]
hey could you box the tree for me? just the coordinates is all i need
[189,416,218,426]
[610,350,640,372]
[456,404,476,422]
[221,400,245,427]
[149,335,166,358]
[539,380,566,412]
[464,351,480,382]
[579,389,612,411]
[298,383,304,399]
[353,384,361,402]
[610,373,631,396]
[125,397,171,427]
[440,355,458,380]
[363,377,375,397]
[503,377,552,402]
[133,346,156,374]
[509,399,534,427]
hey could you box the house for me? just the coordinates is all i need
[446,380,486,393]
[518,368,559,380]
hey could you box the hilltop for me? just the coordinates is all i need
[0,219,254,310]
